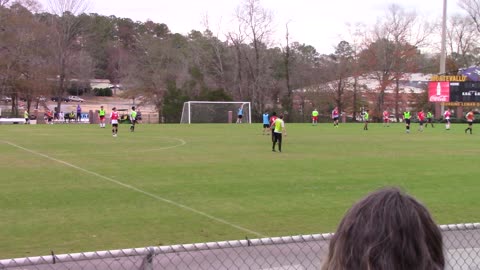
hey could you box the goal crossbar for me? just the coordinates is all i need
[180,101,251,124]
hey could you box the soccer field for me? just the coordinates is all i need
[0,122,479,259]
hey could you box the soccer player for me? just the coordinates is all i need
[426,111,434,128]
[271,114,286,152]
[269,112,278,142]
[99,105,106,128]
[465,110,474,134]
[110,107,119,137]
[130,106,137,132]
[262,111,270,135]
[383,109,389,127]
[404,110,412,133]
[332,107,339,127]
[312,108,319,126]
[417,109,425,132]
[363,110,369,130]
[444,108,451,130]
[236,104,244,124]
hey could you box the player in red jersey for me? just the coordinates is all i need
[417,109,425,132]
[465,110,474,134]
[332,107,339,127]
[110,107,119,137]
[444,109,451,130]
[383,109,389,127]
[269,112,278,142]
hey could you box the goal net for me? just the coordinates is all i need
[180,101,251,124]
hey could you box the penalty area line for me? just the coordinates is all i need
[3,140,266,238]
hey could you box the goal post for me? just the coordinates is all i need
[180,101,251,124]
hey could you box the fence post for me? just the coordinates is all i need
[139,246,154,270]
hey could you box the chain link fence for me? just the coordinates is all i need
[1,223,479,270]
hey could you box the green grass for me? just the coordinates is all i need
[0,122,479,259]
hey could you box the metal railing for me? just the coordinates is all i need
[1,223,479,270]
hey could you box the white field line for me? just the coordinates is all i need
[60,137,188,156]
[2,140,266,238]
[132,137,187,153]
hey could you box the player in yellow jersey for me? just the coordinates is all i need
[271,114,287,152]
[98,105,106,128]
[130,106,137,132]
[312,109,319,126]
[363,110,369,130]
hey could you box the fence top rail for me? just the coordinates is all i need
[1,222,478,268]
[185,101,251,104]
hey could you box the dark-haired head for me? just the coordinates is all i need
[322,187,444,270]
[272,112,277,116]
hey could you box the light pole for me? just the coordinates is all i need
[440,0,447,115]
[440,0,447,75]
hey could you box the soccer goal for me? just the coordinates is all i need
[180,101,251,124]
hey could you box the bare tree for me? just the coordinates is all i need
[459,0,480,33]
[0,1,50,115]
[234,0,273,113]
[200,16,230,94]
[362,4,432,119]
[226,26,247,100]
[0,0,10,7]
[343,24,367,121]
[123,33,189,122]
[283,21,292,114]
[446,14,480,67]
[45,0,89,113]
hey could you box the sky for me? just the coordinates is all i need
[37,0,466,54]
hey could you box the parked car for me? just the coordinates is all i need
[389,114,399,122]
[68,96,85,102]
[51,96,70,102]
[1,96,12,102]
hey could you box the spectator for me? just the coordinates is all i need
[76,104,82,122]
[136,110,142,123]
[46,110,53,124]
[68,111,75,123]
[59,111,64,122]
[322,187,444,270]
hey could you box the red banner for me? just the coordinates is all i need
[428,82,450,102]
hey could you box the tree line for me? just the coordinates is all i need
[1,0,480,122]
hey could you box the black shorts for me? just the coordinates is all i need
[468,121,473,126]
[112,123,118,127]
[333,117,339,121]
[405,119,411,125]
[273,132,282,142]
[238,115,243,119]
[427,118,432,123]
[263,124,269,128]
[419,120,424,126]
